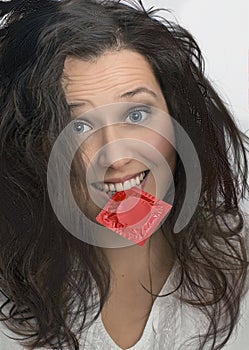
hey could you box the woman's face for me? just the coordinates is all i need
[62,49,176,220]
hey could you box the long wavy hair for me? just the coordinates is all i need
[0,1,248,349]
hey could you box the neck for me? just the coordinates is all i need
[100,225,175,288]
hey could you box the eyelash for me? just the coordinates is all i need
[72,106,152,134]
[126,106,151,124]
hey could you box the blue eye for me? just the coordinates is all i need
[126,107,151,124]
[72,121,92,134]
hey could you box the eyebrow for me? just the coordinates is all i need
[68,87,158,109]
[120,87,158,99]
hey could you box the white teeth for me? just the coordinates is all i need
[130,178,136,186]
[109,184,115,192]
[94,171,148,193]
[135,175,140,185]
[123,180,131,190]
[115,183,123,192]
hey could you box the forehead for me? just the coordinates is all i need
[62,49,161,100]
[63,49,154,78]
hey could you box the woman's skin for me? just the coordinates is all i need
[62,49,176,348]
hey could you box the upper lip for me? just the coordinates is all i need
[93,170,148,185]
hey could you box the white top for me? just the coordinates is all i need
[0,261,220,350]
[80,261,209,350]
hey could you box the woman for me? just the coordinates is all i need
[0,0,248,349]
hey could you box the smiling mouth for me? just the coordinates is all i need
[92,170,150,195]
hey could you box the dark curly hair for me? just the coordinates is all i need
[0,0,248,349]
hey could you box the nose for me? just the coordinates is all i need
[96,124,133,169]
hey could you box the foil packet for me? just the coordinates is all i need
[96,187,172,246]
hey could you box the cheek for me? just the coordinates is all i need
[140,130,176,171]
[156,139,176,170]
[78,135,100,166]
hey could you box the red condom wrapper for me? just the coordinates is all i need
[96,187,172,246]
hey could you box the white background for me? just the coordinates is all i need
[143,1,249,349]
